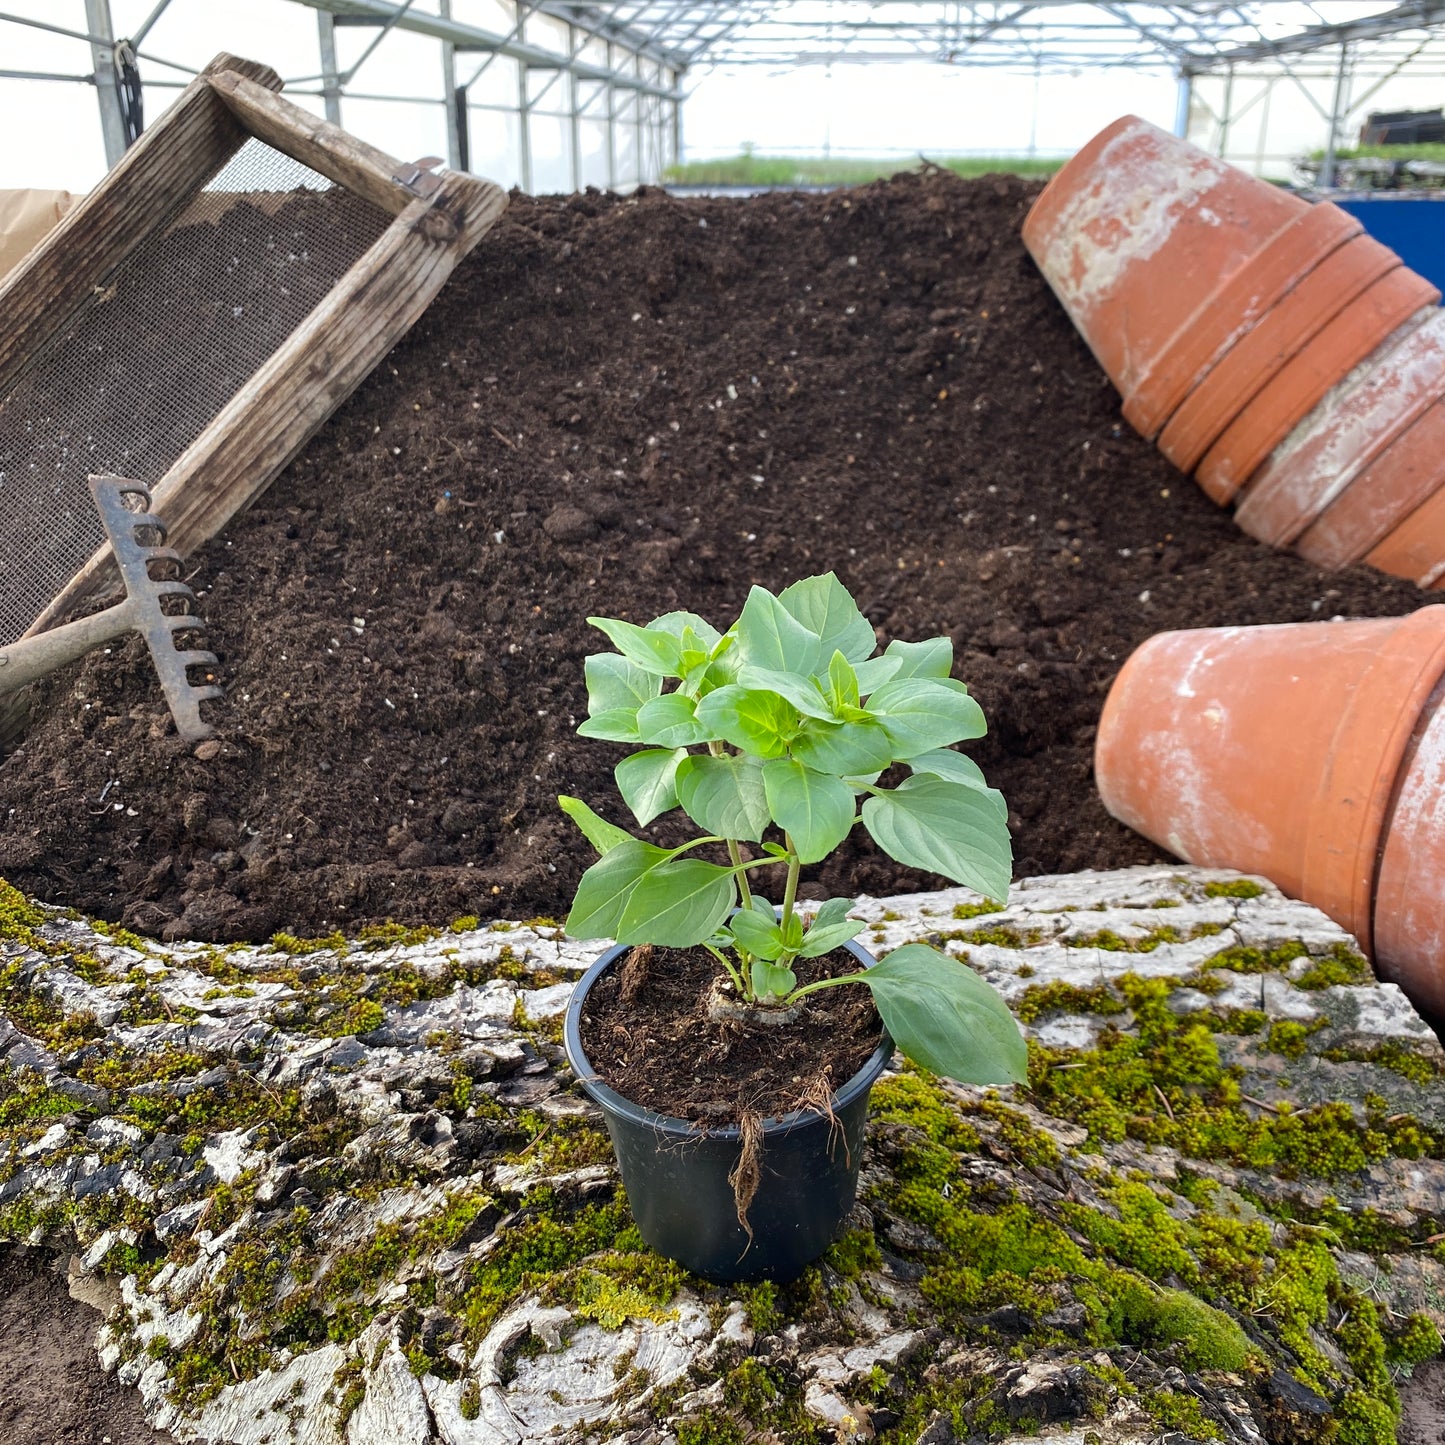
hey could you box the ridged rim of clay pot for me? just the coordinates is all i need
[1121,202,1362,441]
[1365,474,1445,589]
[1157,235,1402,480]
[1193,274,1441,504]
[1302,605,1445,953]
[1373,677,1445,1015]
[1022,114,1305,399]
[1236,309,1445,551]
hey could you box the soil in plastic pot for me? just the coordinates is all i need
[565,939,891,1280]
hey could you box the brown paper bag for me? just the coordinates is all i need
[0,189,76,280]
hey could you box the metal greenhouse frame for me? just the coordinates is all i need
[5,2,1445,187]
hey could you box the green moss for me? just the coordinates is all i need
[824,1229,882,1279]
[952,901,1004,921]
[1142,1390,1219,1439]
[1066,926,1181,953]
[675,1420,745,1445]
[1336,1389,1399,1445]
[735,1281,781,1335]
[458,1377,481,1419]
[1387,1314,1443,1367]
[1264,1019,1325,1060]
[1114,1284,1254,1372]
[1321,1039,1443,1085]
[268,930,349,957]
[572,1270,678,1329]
[1015,981,1125,1024]
[1204,880,1265,900]
[1295,944,1373,990]
[1205,941,1307,975]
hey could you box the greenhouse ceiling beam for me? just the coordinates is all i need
[289,0,686,93]
[1197,0,1445,69]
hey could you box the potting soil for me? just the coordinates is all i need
[0,171,1427,942]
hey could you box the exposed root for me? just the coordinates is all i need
[619,945,652,1007]
[795,1067,847,1168]
[728,1108,765,1251]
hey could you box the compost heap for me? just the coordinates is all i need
[0,171,1426,943]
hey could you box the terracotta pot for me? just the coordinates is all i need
[1095,607,1445,953]
[1193,271,1440,504]
[1156,233,1402,480]
[1023,115,1307,410]
[1374,681,1445,1016]
[1364,482,1445,589]
[1120,201,1362,440]
[1236,310,1445,553]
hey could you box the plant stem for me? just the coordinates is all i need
[785,972,865,1003]
[780,833,801,949]
[727,839,754,910]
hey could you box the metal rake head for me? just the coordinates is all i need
[93,476,222,744]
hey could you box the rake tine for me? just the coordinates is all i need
[132,545,185,571]
[160,614,208,635]
[172,649,221,670]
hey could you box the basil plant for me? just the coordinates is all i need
[559,573,1027,1086]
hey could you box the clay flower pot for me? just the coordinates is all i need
[1156,232,1403,485]
[1119,201,1362,440]
[1193,269,1439,503]
[1023,115,1309,422]
[1239,310,1445,557]
[1095,607,1445,954]
[1364,483,1445,589]
[563,938,895,1283]
[1374,686,1445,1015]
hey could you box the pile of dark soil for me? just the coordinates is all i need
[0,172,1426,941]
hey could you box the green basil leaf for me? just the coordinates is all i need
[557,796,635,856]
[648,610,723,651]
[565,839,676,938]
[675,753,771,842]
[584,653,661,715]
[730,907,786,959]
[736,665,835,720]
[865,677,988,758]
[861,943,1027,1084]
[853,654,903,695]
[615,747,686,827]
[778,573,876,663]
[751,959,797,1000]
[616,857,738,946]
[588,616,683,677]
[734,586,822,675]
[908,749,1007,818]
[635,693,713,747]
[694,685,796,758]
[791,718,894,777]
[762,758,856,865]
[576,708,642,743]
[797,896,864,958]
[828,651,860,710]
[862,776,1011,902]
[885,636,954,681]
[782,910,804,951]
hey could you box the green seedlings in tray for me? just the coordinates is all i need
[558,572,1026,1086]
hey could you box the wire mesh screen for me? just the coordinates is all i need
[0,137,390,646]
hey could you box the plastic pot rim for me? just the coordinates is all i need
[562,936,896,1143]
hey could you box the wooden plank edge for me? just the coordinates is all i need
[26,180,508,637]
[208,69,419,217]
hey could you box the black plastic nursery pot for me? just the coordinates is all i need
[562,939,895,1283]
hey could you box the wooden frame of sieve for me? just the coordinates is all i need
[0,51,508,641]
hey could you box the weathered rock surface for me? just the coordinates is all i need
[0,866,1442,1445]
